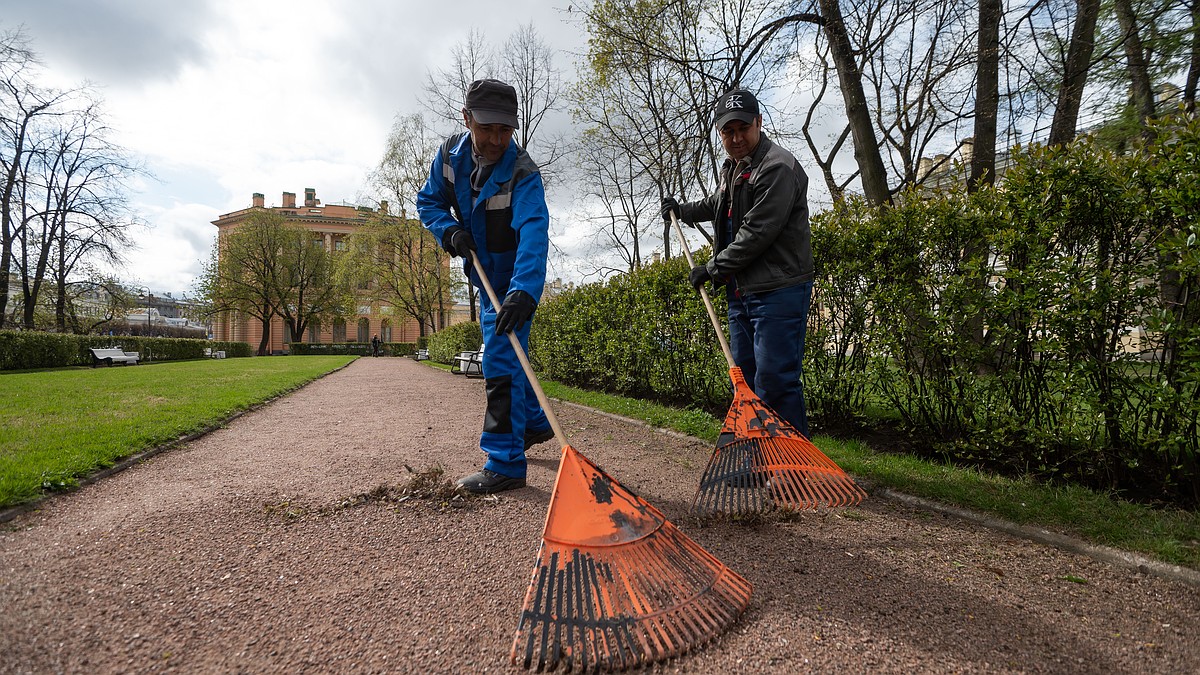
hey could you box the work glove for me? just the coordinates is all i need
[495,290,537,335]
[441,225,476,259]
[689,264,714,290]
[660,197,680,224]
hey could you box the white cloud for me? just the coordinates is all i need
[2,1,584,296]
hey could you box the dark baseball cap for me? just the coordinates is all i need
[465,79,519,129]
[714,88,760,129]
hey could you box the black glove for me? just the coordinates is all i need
[441,225,476,258]
[495,290,536,335]
[689,264,714,290]
[660,197,680,224]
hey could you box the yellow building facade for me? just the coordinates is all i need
[210,188,446,353]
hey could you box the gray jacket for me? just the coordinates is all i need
[678,133,813,295]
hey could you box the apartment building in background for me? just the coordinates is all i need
[210,188,463,353]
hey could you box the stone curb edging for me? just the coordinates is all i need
[552,398,1200,589]
[0,361,356,526]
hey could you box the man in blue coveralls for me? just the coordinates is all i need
[417,78,555,494]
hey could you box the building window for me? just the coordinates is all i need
[357,318,370,343]
[308,321,320,343]
[282,321,293,345]
[334,239,347,252]
[381,319,391,343]
[333,318,346,342]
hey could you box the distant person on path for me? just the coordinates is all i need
[661,88,815,437]
[416,78,555,494]
[371,334,381,357]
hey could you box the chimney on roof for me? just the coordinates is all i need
[379,200,389,215]
[918,157,933,180]
[304,188,319,208]
[283,192,296,208]
[252,193,264,208]
[959,137,974,165]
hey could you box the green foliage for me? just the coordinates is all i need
[426,321,483,364]
[532,115,1200,508]
[0,330,250,371]
[338,215,454,336]
[0,356,354,507]
[532,253,729,414]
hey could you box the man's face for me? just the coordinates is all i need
[719,116,762,160]
[463,110,514,163]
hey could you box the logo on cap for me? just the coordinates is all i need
[725,94,744,110]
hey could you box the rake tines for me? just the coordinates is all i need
[690,368,866,516]
[692,436,867,515]
[512,446,752,672]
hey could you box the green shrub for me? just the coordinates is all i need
[0,331,250,371]
[533,254,729,414]
[427,322,482,364]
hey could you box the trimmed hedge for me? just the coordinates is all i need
[531,114,1200,507]
[0,330,251,371]
[288,342,416,356]
[532,254,729,413]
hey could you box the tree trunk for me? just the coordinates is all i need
[817,0,892,205]
[1113,0,1156,127]
[258,305,271,356]
[969,0,1002,193]
[968,0,1003,367]
[1049,0,1102,146]
[1185,0,1199,112]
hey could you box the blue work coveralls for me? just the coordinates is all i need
[416,132,551,479]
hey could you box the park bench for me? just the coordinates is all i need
[89,347,140,368]
[451,344,484,378]
[203,348,226,359]
[410,348,430,361]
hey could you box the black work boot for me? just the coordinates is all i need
[456,469,526,494]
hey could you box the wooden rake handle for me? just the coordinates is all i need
[670,212,736,369]
[467,250,568,448]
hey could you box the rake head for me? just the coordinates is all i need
[691,368,866,516]
[512,445,752,672]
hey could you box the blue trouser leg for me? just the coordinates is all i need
[478,293,547,479]
[726,281,813,437]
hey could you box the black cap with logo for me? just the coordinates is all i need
[714,88,760,129]
[465,79,519,129]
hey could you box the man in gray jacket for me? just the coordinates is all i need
[662,87,815,437]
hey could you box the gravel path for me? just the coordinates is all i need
[2,357,1197,674]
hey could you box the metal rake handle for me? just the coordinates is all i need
[467,250,568,448]
[670,212,736,369]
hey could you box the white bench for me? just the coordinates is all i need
[204,348,226,359]
[451,343,484,378]
[89,347,140,367]
[410,348,430,361]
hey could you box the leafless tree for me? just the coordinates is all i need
[38,97,141,331]
[0,28,72,327]
[420,25,567,175]
[420,27,495,131]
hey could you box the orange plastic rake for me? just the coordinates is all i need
[670,213,866,516]
[465,252,752,671]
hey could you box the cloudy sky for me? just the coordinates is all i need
[0,0,587,297]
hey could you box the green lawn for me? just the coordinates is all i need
[0,356,355,508]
